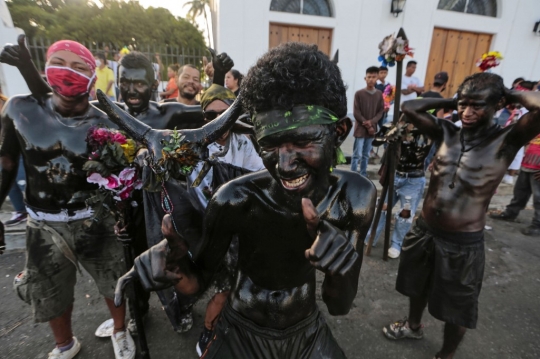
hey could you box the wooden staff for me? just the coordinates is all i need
[365,28,407,261]
[116,205,151,359]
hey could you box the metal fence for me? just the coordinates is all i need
[27,37,207,81]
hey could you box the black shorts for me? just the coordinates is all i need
[396,217,485,329]
[201,303,346,359]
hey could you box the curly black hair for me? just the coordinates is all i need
[119,52,155,84]
[241,42,347,117]
[457,72,505,105]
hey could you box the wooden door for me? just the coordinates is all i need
[425,28,492,98]
[269,23,332,56]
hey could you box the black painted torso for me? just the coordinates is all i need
[0,94,117,210]
[198,170,375,329]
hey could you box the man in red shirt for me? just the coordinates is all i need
[490,134,540,235]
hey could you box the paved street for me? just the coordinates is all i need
[1,155,539,358]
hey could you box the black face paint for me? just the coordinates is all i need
[118,67,153,114]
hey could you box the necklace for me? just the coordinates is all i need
[449,125,499,189]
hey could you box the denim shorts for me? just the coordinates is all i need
[396,217,485,329]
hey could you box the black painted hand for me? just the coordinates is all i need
[208,48,234,87]
[0,34,32,68]
[302,198,359,276]
[113,213,193,306]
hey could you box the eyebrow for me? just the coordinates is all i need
[50,56,88,67]
[458,100,487,105]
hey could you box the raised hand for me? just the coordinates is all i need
[1,35,52,97]
[302,198,359,276]
[114,214,190,307]
[0,34,32,68]
[208,48,234,87]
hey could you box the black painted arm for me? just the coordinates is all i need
[401,98,453,141]
[320,185,376,315]
[506,90,540,148]
[0,102,21,208]
[0,35,51,98]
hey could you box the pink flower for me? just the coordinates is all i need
[88,172,121,189]
[118,167,136,185]
[87,172,109,187]
[111,132,127,144]
[92,128,111,145]
[115,185,134,200]
[105,175,121,189]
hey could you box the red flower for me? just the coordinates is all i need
[111,132,127,144]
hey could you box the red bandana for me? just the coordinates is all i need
[47,40,96,72]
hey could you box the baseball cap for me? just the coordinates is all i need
[434,72,449,85]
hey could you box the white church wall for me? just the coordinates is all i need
[0,0,29,97]
[213,0,540,113]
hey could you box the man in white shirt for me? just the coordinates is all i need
[401,60,424,105]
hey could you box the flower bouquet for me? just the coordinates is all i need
[378,33,414,67]
[383,85,396,111]
[83,125,143,224]
[476,51,503,72]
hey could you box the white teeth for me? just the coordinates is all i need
[282,174,309,189]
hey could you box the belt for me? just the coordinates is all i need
[395,170,424,178]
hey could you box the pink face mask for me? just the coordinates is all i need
[45,66,95,98]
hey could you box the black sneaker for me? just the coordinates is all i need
[521,226,540,236]
[489,211,517,222]
[5,212,27,226]
[195,327,213,357]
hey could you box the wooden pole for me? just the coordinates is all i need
[364,176,388,256]
[382,27,407,261]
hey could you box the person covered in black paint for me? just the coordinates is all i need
[0,35,234,334]
[113,42,377,358]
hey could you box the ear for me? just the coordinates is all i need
[335,117,352,147]
[151,79,158,91]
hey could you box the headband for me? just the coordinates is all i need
[201,84,236,110]
[47,40,96,73]
[253,105,346,165]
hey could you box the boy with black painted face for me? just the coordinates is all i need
[383,72,540,359]
[113,42,376,358]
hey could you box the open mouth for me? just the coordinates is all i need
[461,119,476,126]
[127,97,141,105]
[280,174,309,190]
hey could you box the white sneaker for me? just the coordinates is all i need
[111,330,136,359]
[388,248,401,259]
[502,174,514,185]
[95,318,114,337]
[48,337,81,359]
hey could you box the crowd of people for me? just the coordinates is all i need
[0,33,539,359]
